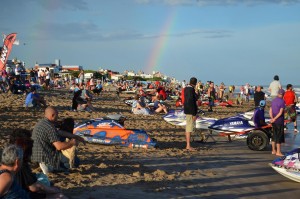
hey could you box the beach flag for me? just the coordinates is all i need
[0,33,17,71]
[2,33,19,45]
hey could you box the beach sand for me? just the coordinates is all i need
[1,89,300,199]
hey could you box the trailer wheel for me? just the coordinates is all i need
[247,130,269,151]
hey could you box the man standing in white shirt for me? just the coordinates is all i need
[45,67,51,89]
[14,64,21,81]
[269,75,282,99]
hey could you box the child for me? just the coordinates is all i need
[59,118,80,169]
[236,93,243,105]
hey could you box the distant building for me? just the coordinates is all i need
[83,72,93,79]
[61,65,83,72]
[153,71,163,78]
[140,74,153,79]
[127,71,135,76]
[111,74,124,81]
[34,63,61,74]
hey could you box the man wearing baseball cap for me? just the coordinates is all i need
[269,88,285,156]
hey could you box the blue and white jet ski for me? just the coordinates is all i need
[164,109,256,134]
[270,148,300,183]
[208,116,255,134]
[296,103,300,114]
[164,109,273,150]
[163,109,217,130]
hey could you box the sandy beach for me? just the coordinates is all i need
[1,88,300,199]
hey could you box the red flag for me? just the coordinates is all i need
[0,33,17,71]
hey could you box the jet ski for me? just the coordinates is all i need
[270,148,300,183]
[208,116,254,134]
[164,109,272,150]
[296,103,300,114]
[208,112,273,150]
[164,109,255,134]
[163,109,217,130]
[73,114,157,149]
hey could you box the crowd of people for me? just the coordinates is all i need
[1,69,299,198]
[0,106,84,198]
[180,75,299,154]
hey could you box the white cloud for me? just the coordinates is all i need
[29,20,232,41]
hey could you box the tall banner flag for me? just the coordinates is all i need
[0,33,17,71]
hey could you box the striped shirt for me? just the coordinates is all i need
[31,118,61,169]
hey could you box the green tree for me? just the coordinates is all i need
[69,71,80,78]
[93,72,103,79]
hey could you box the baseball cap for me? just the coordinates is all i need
[259,100,266,107]
[278,89,285,95]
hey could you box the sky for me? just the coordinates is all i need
[1,0,300,85]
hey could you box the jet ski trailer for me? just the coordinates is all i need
[208,115,272,151]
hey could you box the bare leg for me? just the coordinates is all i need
[185,132,196,151]
[186,132,191,149]
[276,143,284,156]
[271,141,276,154]
[294,120,298,132]
[155,106,163,113]
[163,106,168,113]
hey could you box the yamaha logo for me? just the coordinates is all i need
[229,121,243,125]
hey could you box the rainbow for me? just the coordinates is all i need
[144,8,176,74]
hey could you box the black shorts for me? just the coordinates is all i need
[272,123,285,144]
[76,97,87,105]
[29,191,47,199]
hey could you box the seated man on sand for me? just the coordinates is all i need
[79,85,95,111]
[72,87,88,111]
[31,106,84,175]
[24,87,47,108]
[153,94,168,114]
[93,81,103,95]
[131,95,150,115]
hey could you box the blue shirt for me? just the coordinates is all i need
[25,92,40,106]
[25,92,34,106]
[132,100,138,108]
[96,84,102,89]
[25,93,33,106]
[253,107,266,128]
[74,87,80,92]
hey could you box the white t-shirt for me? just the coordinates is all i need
[45,71,50,79]
[269,80,281,97]
[15,67,21,75]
